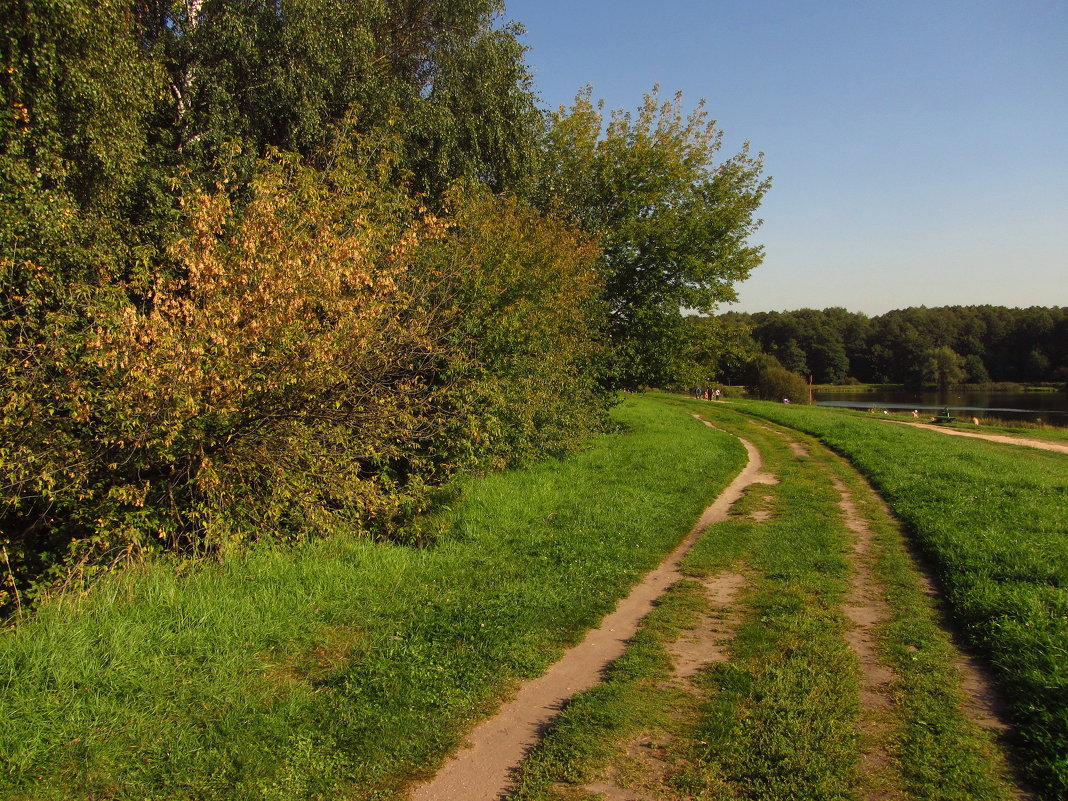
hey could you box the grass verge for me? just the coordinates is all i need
[816,404,1068,444]
[0,396,746,801]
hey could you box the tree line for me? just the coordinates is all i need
[0,0,767,608]
[671,306,1067,391]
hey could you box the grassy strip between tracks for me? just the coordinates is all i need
[0,396,746,801]
[509,400,1017,801]
[701,395,1068,799]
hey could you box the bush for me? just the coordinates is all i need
[1,153,451,601]
[0,154,615,610]
[754,366,810,403]
[743,354,809,402]
[416,186,608,470]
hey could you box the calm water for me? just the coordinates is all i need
[813,389,1068,426]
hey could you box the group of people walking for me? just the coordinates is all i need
[693,387,722,401]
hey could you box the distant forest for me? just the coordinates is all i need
[720,306,1068,386]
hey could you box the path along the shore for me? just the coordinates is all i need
[884,419,1068,455]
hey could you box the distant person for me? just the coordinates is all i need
[912,410,919,418]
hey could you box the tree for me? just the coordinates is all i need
[668,314,756,390]
[963,353,991,383]
[536,87,769,388]
[134,0,539,201]
[775,338,809,377]
[924,346,965,392]
[1,0,159,283]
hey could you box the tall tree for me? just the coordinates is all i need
[536,87,769,388]
[925,345,965,392]
[134,0,539,200]
[669,314,756,390]
[1,0,158,278]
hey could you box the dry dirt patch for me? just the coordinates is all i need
[831,476,901,799]
[667,571,747,681]
[576,569,752,801]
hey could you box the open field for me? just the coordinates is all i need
[510,399,1021,800]
[698,396,1068,797]
[0,398,746,801]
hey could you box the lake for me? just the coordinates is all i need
[812,388,1068,426]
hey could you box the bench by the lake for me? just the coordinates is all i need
[932,408,955,424]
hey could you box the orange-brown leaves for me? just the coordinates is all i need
[1,153,450,579]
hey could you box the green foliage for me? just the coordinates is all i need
[743,354,809,402]
[0,0,602,606]
[135,0,538,200]
[666,314,757,390]
[1,0,157,213]
[1,151,454,599]
[923,345,966,391]
[419,186,608,469]
[964,353,991,383]
[537,87,770,388]
[1,0,776,611]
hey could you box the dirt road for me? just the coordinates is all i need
[409,419,774,801]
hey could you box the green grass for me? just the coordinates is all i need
[509,400,1017,800]
[709,396,1068,798]
[0,396,747,801]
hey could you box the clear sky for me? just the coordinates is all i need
[501,0,1067,316]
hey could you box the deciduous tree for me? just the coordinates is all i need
[536,87,769,388]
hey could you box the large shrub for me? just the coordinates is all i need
[744,354,809,403]
[0,152,451,601]
[418,186,608,470]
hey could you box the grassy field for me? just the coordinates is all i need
[510,399,1019,800]
[704,396,1068,798]
[4,393,1061,799]
[0,397,746,801]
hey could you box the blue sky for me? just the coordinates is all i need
[501,0,1067,315]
